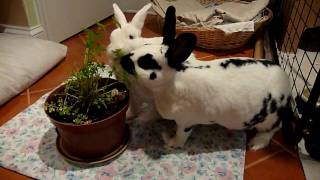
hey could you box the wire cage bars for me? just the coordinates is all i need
[269,0,320,159]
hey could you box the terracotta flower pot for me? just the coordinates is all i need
[45,79,129,161]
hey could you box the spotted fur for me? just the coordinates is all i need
[122,45,292,150]
[243,94,271,129]
[184,127,193,132]
[220,59,277,69]
[120,6,294,150]
[137,54,162,70]
[149,72,157,80]
[120,53,136,75]
[185,65,211,69]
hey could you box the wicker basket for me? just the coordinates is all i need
[197,0,227,5]
[157,8,273,50]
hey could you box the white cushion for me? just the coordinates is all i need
[0,33,67,105]
[215,0,270,22]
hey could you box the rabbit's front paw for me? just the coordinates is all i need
[248,134,271,150]
[161,132,184,149]
[126,107,137,120]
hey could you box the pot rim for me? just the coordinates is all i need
[44,78,129,127]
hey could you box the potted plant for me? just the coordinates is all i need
[44,23,129,163]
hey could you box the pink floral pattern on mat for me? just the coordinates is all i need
[0,94,246,179]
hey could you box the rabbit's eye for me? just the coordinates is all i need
[129,35,134,39]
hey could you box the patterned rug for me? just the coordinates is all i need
[0,94,246,180]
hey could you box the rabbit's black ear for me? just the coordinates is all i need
[167,33,197,71]
[162,6,176,46]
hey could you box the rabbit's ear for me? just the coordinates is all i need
[162,6,176,46]
[167,33,197,70]
[113,3,128,27]
[131,3,152,30]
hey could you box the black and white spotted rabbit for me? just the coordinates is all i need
[120,6,295,150]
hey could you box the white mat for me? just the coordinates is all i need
[0,93,246,179]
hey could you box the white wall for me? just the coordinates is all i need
[116,0,150,12]
[35,0,151,42]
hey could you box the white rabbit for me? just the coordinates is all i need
[107,3,199,122]
[107,3,163,122]
[119,6,295,150]
[107,3,163,59]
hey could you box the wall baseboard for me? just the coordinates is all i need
[125,10,157,15]
[0,24,46,38]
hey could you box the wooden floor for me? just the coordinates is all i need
[0,14,305,180]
